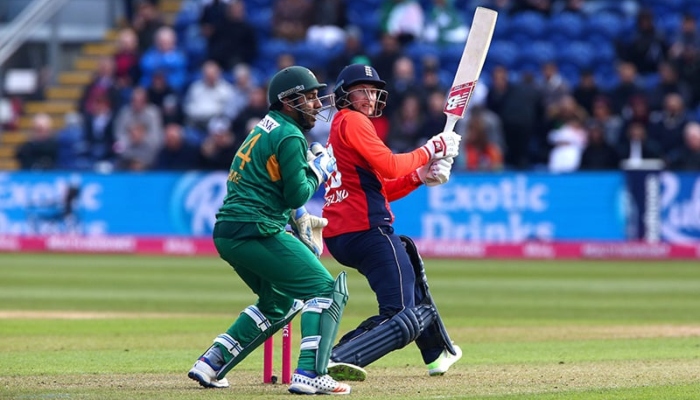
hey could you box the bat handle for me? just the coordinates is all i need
[443,115,459,134]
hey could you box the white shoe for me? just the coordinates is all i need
[327,361,367,381]
[288,369,351,395]
[188,359,230,388]
[427,344,462,376]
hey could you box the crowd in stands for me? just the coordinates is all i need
[13,0,700,172]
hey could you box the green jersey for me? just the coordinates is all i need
[216,110,320,235]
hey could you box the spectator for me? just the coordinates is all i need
[647,92,690,156]
[573,70,601,116]
[115,121,160,171]
[272,0,314,42]
[231,86,268,135]
[590,96,624,149]
[510,0,553,15]
[386,93,425,153]
[617,121,663,166]
[669,14,700,62]
[327,25,367,80]
[457,111,503,171]
[154,123,202,170]
[547,115,587,173]
[183,61,234,131]
[146,70,177,112]
[306,0,347,49]
[114,86,163,151]
[131,0,165,53]
[539,61,571,112]
[579,121,620,170]
[647,62,693,112]
[78,57,122,117]
[199,117,238,170]
[422,0,468,46]
[56,112,87,170]
[199,0,229,40]
[668,121,700,170]
[380,0,425,45]
[205,0,258,70]
[607,61,645,115]
[382,56,421,118]
[617,8,668,74]
[370,33,403,84]
[15,113,59,170]
[113,28,141,89]
[139,26,188,92]
[487,65,543,169]
[82,95,117,169]
[223,63,258,122]
[420,90,449,142]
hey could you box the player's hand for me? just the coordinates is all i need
[421,131,461,160]
[291,206,327,258]
[417,157,453,187]
[307,142,337,184]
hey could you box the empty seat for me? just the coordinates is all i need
[556,41,595,71]
[486,40,519,69]
[508,11,547,41]
[547,12,585,41]
[585,12,625,40]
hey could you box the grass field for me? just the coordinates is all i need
[1,253,699,399]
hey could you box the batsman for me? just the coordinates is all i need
[322,64,463,381]
[187,66,362,395]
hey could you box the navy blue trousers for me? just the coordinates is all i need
[325,225,442,364]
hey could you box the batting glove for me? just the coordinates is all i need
[417,157,453,187]
[307,142,337,184]
[421,131,461,160]
[291,206,327,258]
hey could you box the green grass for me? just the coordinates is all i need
[1,253,699,399]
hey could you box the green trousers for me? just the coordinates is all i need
[213,221,334,372]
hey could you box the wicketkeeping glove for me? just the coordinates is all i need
[417,157,453,187]
[421,131,461,160]
[307,142,337,184]
[290,206,327,258]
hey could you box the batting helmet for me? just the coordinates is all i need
[333,64,386,99]
[334,64,388,117]
[267,66,327,106]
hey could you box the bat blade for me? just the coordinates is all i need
[443,7,498,132]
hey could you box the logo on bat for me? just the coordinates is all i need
[444,81,477,117]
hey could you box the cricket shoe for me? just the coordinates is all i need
[427,344,463,376]
[327,361,367,381]
[188,358,230,388]
[288,369,351,395]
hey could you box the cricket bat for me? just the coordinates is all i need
[443,7,498,134]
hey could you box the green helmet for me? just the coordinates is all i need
[267,66,327,106]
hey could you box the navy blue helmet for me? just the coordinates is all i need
[334,64,388,117]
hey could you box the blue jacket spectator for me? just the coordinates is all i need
[139,26,188,92]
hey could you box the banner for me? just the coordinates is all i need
[391,172,627,242]
[0,171,227,236]
[659,172,700,244]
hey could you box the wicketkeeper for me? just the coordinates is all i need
[321,64,463,381]
[187,66,362,395]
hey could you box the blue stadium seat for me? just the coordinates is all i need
[508,11,547,41]
[485,40,519,69]
[555,41,595,71]
[547,12,585,41]
[517,40,556,70]
[405,42,441,68]
[585,12,625,40]
[491,13,510,40]
[655,13,683,40]
[247,8,273,40]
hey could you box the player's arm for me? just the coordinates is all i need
[278,136,319,209]
[344,113,461,178]
[342,114,428,179]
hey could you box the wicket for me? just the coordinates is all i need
[263,322,292,384]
